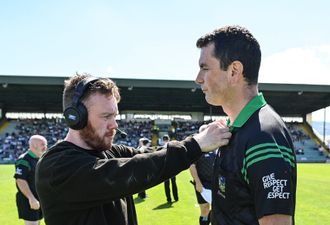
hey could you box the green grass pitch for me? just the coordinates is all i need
[1,164,329,225]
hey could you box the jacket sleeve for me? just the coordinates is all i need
[40,136,201,208]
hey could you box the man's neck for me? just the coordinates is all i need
[223,85,258,123]
[64,129,92,150]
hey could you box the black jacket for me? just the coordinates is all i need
[36,137,201,225]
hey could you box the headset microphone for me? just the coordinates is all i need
[116,128,127,138]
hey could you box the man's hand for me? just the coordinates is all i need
[193,120,231,152]
[16,178,41,210]
[29,197,40,210]
[259,214,292,225]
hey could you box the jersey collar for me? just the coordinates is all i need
[28,149,38,159]
[227,93,267,132]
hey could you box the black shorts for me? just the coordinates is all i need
[16,193,43,221]
[195,189,208,204]
[192,181,212,205]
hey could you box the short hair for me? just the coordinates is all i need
[139,137,150,146]
[142,139,150,145]
[196,25,261,85]
[162,135,170,141]
[62,72,121,111]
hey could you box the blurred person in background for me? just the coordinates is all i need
[14,135,48,225]
[136,137,152,199]
[162,134,179,203]
[189,124,216,225]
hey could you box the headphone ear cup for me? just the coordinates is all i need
[63,103,88,130]
[76,102,88,129]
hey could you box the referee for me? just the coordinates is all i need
[14,135,47,225]
[195,25,297,225]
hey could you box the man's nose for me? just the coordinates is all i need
[108,119,118,130]
[195,72,203,85]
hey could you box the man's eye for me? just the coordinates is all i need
[104,115,112,120]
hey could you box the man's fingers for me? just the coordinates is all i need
[30,200,40,210]
[212,119,228,127]
[194,121,232,152]
[199,124,209,133]
[220,139,230,146]
[219,130,232,138]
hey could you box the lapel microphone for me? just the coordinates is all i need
[116,128,127,138]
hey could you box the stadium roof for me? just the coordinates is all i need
[1,75,330,118]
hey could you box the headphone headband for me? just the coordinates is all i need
[63,76,100,130]
[71,77,99,106]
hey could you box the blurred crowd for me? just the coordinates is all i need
[0,118,205,162]
[0,118,67,162]
[1,119,328,162]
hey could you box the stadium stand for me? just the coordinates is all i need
[0,118,67,163]
[1,75,329,164]
[0,118,328,163]
[114,119,153,147]
[287,122,328,162]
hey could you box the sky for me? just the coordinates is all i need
[0,0,329,121]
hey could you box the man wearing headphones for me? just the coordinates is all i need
[35,73,232,225]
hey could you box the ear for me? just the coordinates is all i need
[228,60,244,83]
[231,60,243,77]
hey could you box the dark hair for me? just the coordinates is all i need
[142,140,149,145]
[162,135,170,141]
[62,72,121,111]
[196,25,261,85]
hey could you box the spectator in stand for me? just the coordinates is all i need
[295,147,304,155]
[14,135,48,225]
[318,145,324,155]
[0,118,67,161]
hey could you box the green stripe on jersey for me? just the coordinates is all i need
[245,143,293,155]
[241,143,295,183]
[16,159,31,171]
[245,148,295,163]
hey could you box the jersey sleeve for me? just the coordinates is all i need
[36,136,202,208]
[14,159,31,180]
[241,133,296,219]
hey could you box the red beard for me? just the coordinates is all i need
[79,121,113,151]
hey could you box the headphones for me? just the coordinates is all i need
[63,77,99,130]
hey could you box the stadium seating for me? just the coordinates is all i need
[0,119,327,163]
[287,123,327,163]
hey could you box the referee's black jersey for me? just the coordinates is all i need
[211,93,297,225]
[14,150,39,197]
[193,151,216,188]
